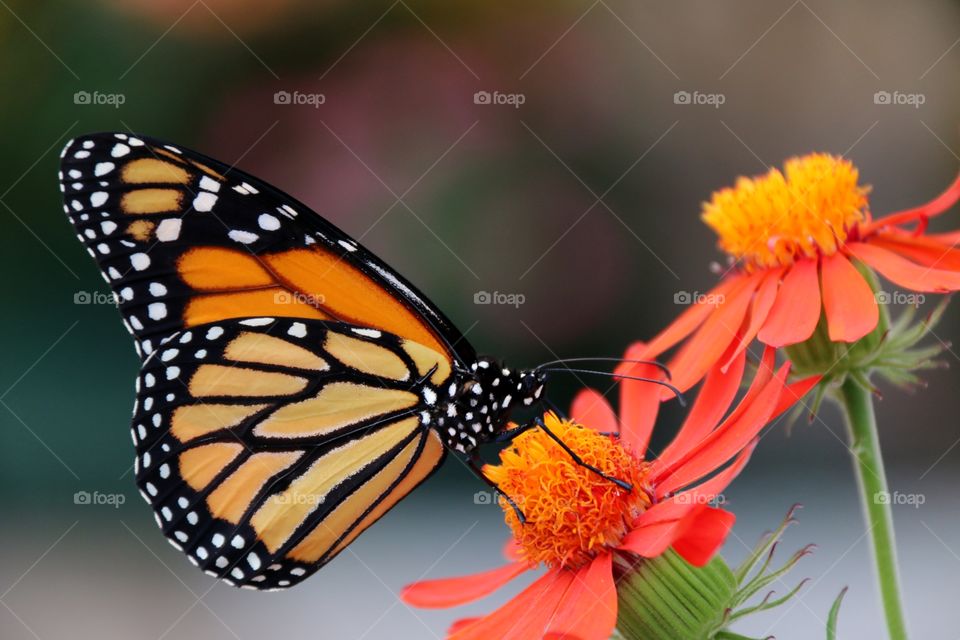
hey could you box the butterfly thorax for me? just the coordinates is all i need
[428,357,545,453]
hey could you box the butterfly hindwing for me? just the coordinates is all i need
[59,132,471,365]
[133,317,449,589]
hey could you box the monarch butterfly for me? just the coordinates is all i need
[59,133,675,590]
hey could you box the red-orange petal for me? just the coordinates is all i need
[847,242,960,291]
[450,569,574,640]
[543,554,617,640]
[569,388,619,434]
[870,233,960,271]
[758,259,821,347]
[619,501,703,558]
[642,275,744,359]
[821,252,879,342]
[770,375,821,422]
[862,170,960,233]
[653,349,746,476]
[657,438,756,500]
[401,562,529,609]
[663,272,760,396]
[722,267,783,370]
[707,345,775,437]
[928,230,960,245]
[449,618,482,636]
[616,354,666,457]
[656,362,788,491]
[503,539,524,562]
[671,507,736,567]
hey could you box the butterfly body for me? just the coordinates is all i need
[59,132,547,589]
[432,358,545,453]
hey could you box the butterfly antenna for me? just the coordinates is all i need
[535,357,672,380]
[541,367,686,406]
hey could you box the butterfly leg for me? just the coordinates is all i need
[466,455,527,525]
[533,416,633,492]
[491,420,537,444]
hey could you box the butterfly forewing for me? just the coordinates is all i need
[59,133,471,365]
[133,317,448,589]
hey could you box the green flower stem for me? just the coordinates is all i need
[838,378,909,640]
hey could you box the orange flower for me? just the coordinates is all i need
[401,347,817,640]
[645,154,960,395]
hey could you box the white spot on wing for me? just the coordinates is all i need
[228,230,258,244]
[239,317,273,327]
[131,253,150,270]
[156,218,182,242]
[94,162,114,176]
[193,192,217,212]
[258,213,280,231]
[288,322,307,338]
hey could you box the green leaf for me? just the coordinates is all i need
[826,587,848,640]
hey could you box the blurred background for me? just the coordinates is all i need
[2,0,960,637]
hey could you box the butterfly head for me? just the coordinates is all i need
[468,358,545,409]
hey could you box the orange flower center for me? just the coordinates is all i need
[701,153,870,269]
[484,414,652,569]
